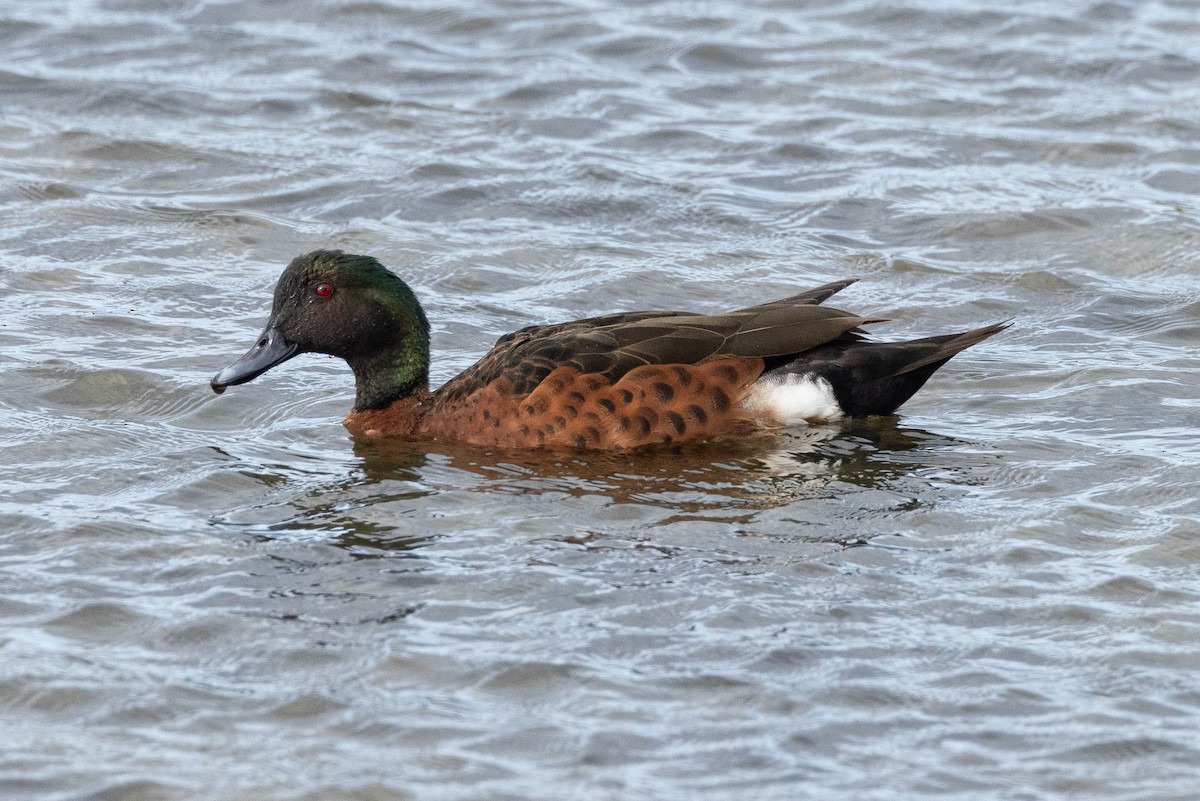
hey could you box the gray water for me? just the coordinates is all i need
[3,1,1200,799]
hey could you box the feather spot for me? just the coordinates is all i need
[713,364,740,384]
[711,387,730,413]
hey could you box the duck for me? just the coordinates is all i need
[211,250,1006,449]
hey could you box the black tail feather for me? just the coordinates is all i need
[771,322,1009,417]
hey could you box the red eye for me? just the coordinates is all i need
[315,283,334,297]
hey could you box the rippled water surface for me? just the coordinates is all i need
[3,1,1200,799]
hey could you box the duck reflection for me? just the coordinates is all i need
[219,419,967,555]
[348,416,961,516]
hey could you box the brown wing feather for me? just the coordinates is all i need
[433,282,870,404]
[728,278,858,310]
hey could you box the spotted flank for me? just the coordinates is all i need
[212,250,1008,450]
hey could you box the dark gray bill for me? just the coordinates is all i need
[211,324,299,394]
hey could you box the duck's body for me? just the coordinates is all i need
[212,251,1005,449]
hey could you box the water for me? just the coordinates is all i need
[2,1,1200,799]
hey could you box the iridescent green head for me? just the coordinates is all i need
[211,250,430,410]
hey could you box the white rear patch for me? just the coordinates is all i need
[745,373,843,426]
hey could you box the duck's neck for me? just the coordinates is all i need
[347,334,430,412]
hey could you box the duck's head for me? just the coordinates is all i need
[211,250,431,410]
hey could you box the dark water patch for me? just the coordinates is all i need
[1146,169,1200,194]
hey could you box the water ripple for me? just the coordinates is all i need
[2,1,1200,800]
